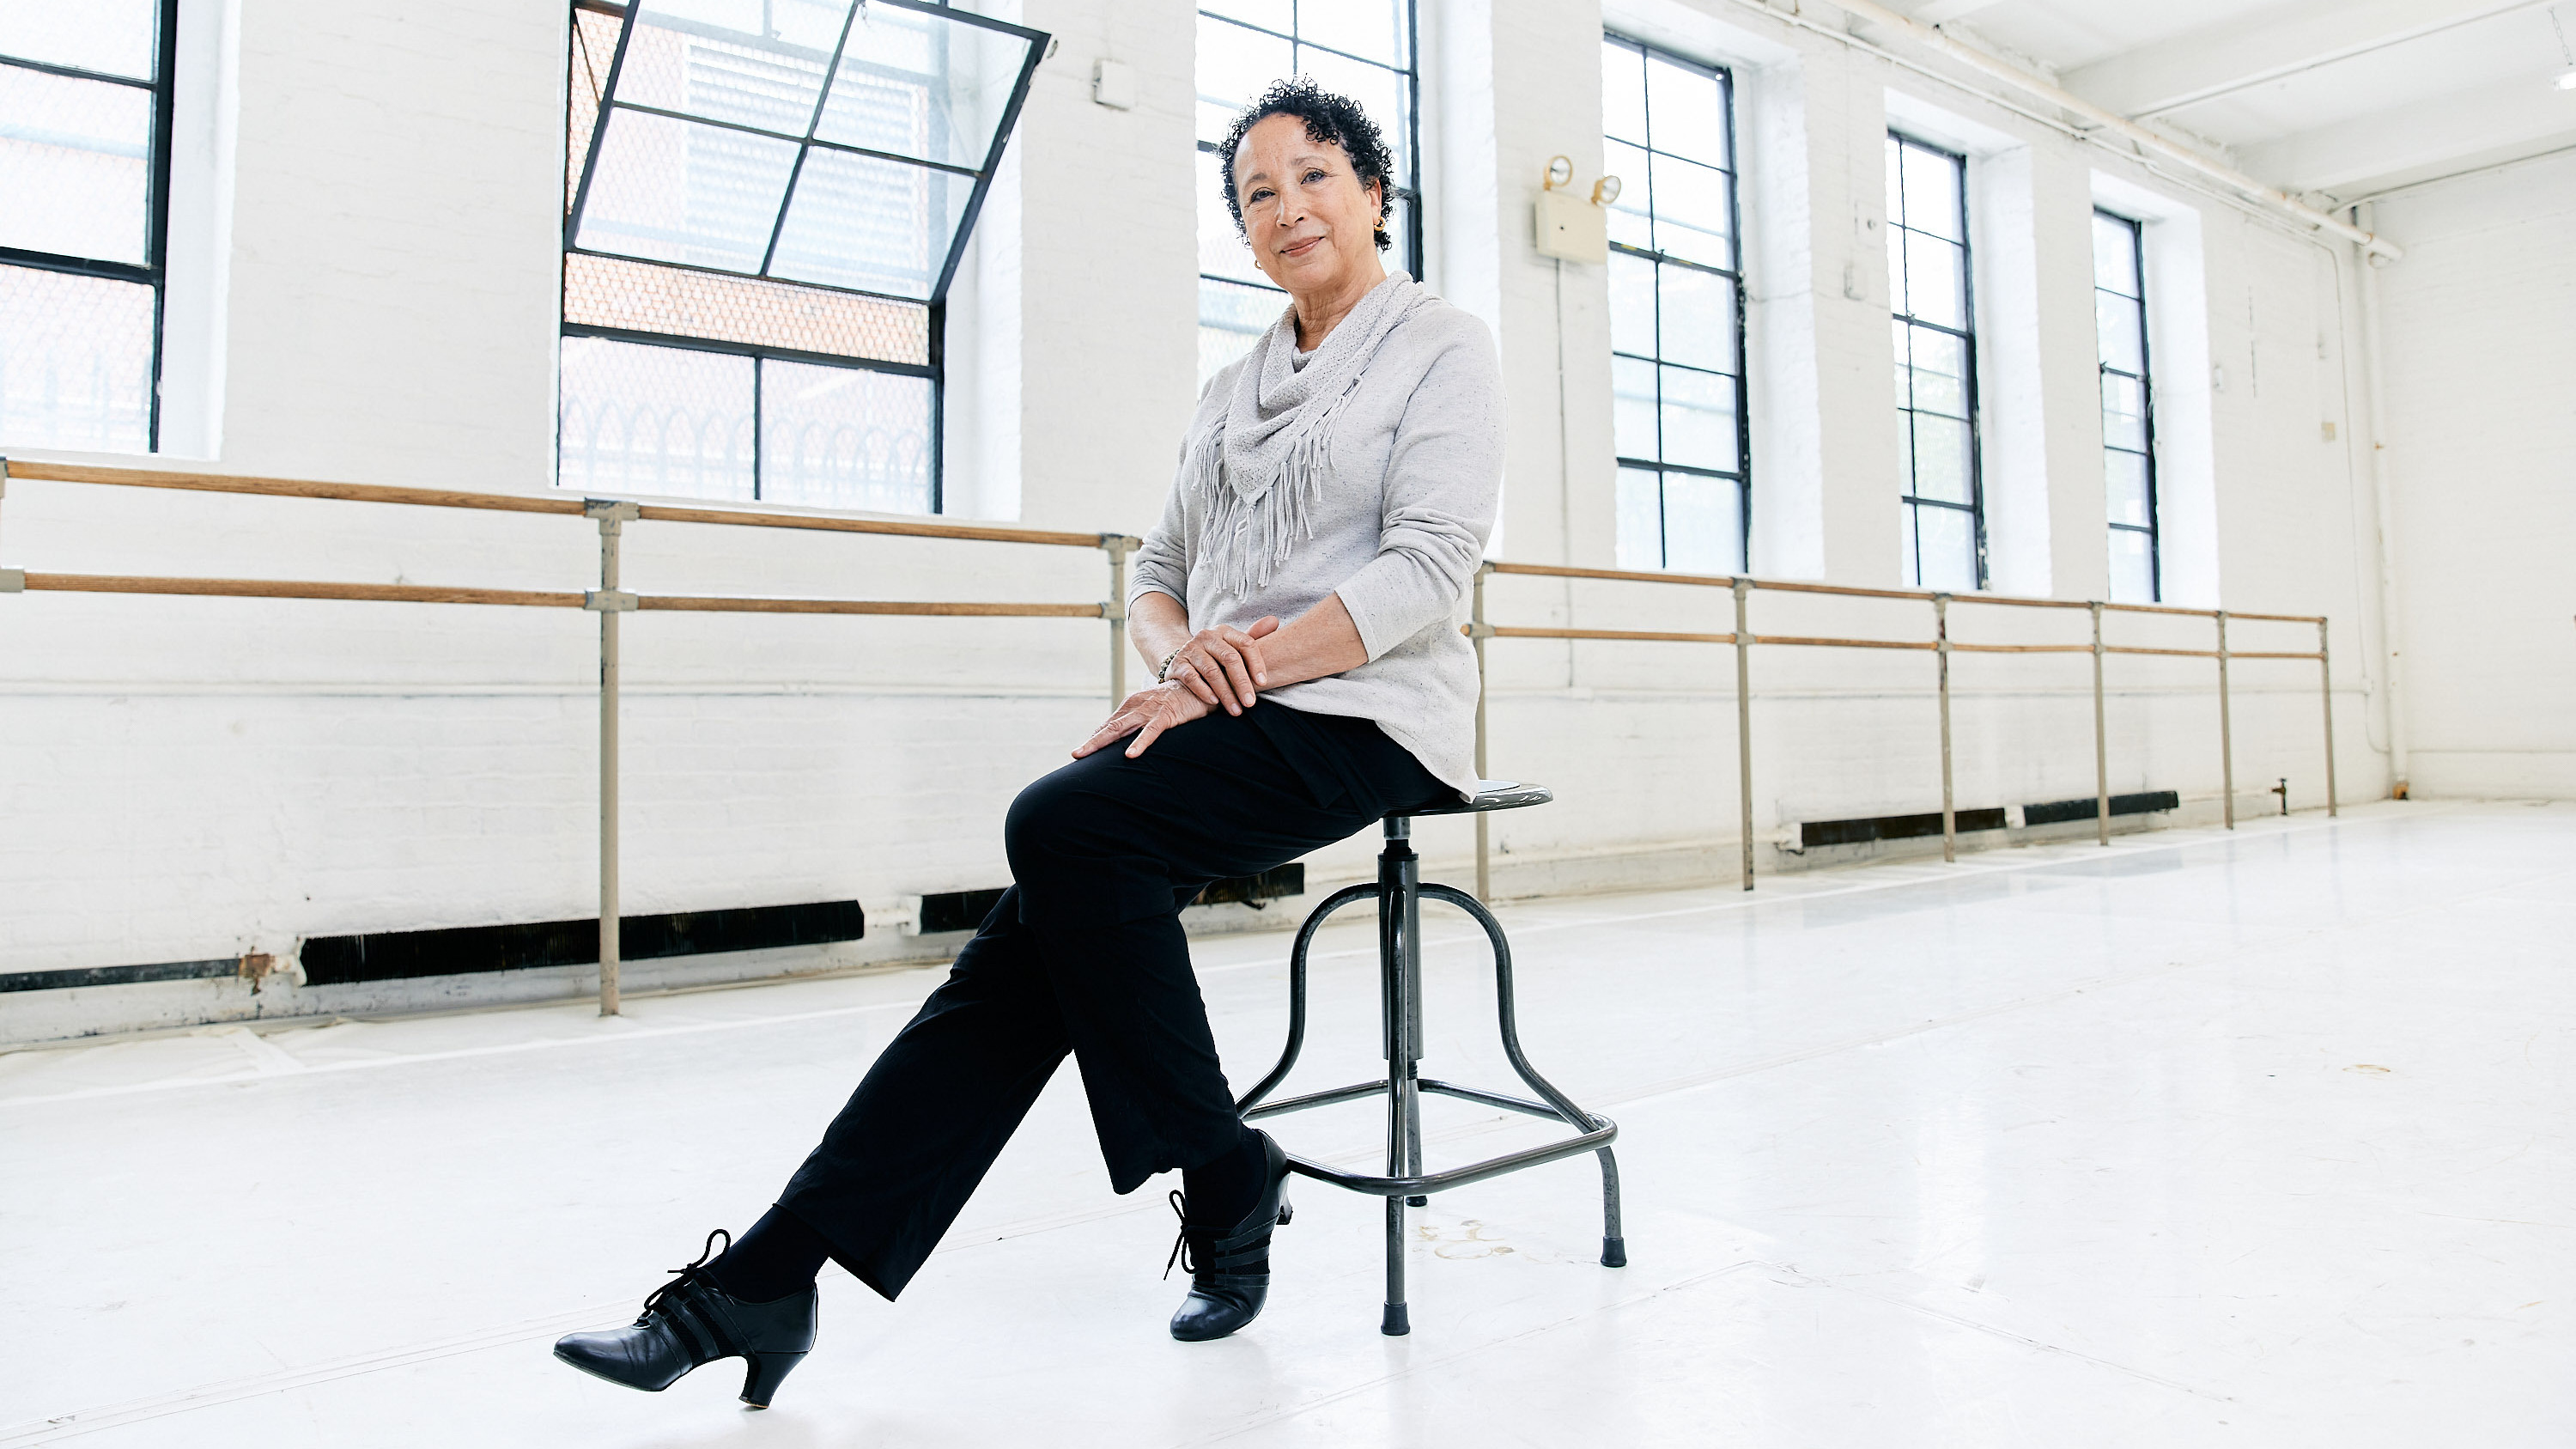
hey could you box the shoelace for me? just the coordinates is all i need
[1163,1190,1203,1282]
[635,1227,732,1325]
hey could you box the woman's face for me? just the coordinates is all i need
[1231,113,1383,298]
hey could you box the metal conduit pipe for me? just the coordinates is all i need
[1721,0,2406,262]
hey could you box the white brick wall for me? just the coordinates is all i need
[3,0,2560,1024]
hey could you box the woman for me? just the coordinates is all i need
[554,76,1502,1408]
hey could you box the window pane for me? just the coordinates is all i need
[1607,248,1655,357]
[1659,366,1737,473]
[1604,138,1652,251]
[616,0,843,137]
[1643,54,1727,168]
[0,264,152,452]
[760,360,933,512]
[1907,326,1967,418]
[576,107,801,272]
[1891,317,1914,407]
[1200,0,1293,33]
[0,0,159,81]
[2108,527,2154,603]
[1294,48,1407,185]
[1612,355,1656,461]
[562,253,929,364]
[2104,449,2151,527]
[1662,470,1741,574]
[769,147,972,299]
[559,338,756,499]
[1197,15,1290,144]
[1885,223,1908,317]
[1900,230,1965,330]
[1601,40,1645,147]
[0,64,152,265]
[1882,134,1905,229]
[1383,192,1415,273]
[1656,265,1735,374]
[818,3,1036,171]
[1913,502,1978,592]
[1297,0,1406,68]
[1907,412,1972,503]
[2092,212,2140,296]
[1196,146,1266,284]
[1615,466,1663,570]
[2100,370,2146,452]
[1898,141,1961,242]
[1646,152,1731,270]
[1199,275,1283,386]
[2095,289,2143,374]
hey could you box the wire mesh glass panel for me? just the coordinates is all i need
[0,264,153,452]
[759,359,933,512]
[1614,466,1662,572]
[0,0,160,80]
[568,8,623,214]
[818,3,1031,171]
[0,62,153,265]
[1198,275,1285,385]
[564,253,927,364]
[1661,469,1741,575]
[576,107,800,271]
[558,337,756,500]
[769,144,969,299]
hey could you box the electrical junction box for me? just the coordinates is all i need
[1534,189,1607,264]
[1092,58,1136,110]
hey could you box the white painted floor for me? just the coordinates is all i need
[3,800,2571,1447]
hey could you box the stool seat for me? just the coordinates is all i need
[1389,779,1552,817]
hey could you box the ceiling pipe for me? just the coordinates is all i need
[1728,0,2407,261]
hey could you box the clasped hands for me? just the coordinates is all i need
[1073,616,1279,761]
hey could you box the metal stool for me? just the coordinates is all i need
[1236,780,1624,1336]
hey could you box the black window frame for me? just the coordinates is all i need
[2093,207,2160,603]
[0,0,181,453]
[1887,130,1986,592]
[1192,1,1426,368]
[558,0,1044,513]
[1604,33,1751,574]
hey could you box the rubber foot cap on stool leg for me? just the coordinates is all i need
[1405,1195,1426,1207]
[1381,1304,1410,1336]
[1601,1236,1627,1268]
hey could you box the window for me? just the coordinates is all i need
[560,0,1042,511]
[1886,131,1982,592]
[1604,35,1747,574]
[1194,0,1422,385]
[0,1,176,454]
[2093,210,2157,602]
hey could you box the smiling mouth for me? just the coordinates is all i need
[1279,236,1323,258]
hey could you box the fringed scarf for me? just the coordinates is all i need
[1182,271,1434,597]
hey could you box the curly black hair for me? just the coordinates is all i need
[1216,76,1396,253]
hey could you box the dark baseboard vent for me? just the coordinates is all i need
[1196,864,1304,908]
[2021,790,2181,826]
[2,958,240,995]
[918,888,1008,935]
[298,900,865,987]
[1802,808,2008,849]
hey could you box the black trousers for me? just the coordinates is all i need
[778,703,1443,1300]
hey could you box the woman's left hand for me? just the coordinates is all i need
[1072,680,1213,760]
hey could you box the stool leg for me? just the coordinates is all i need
[1378,822,1415,1336]
[1595,1146,1627,1268]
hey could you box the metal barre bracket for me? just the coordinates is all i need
[584,589,638,612]
[582,499,641,523]
[0,570,21,594]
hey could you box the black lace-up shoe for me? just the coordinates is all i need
[1167,1130,1293,1342]
[554,1231,818,1408]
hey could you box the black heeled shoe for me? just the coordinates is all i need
[554,1230,818,1409]
[1166,1129,1293,1342]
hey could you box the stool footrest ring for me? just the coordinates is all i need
[1244,1075,1616,1198]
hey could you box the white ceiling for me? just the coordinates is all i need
[1887,0,2576,200]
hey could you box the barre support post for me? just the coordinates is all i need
[1936,594,1954,864]
[2092,600,2109,846]
[1733,577,1753,891]
[585,500,641,1016]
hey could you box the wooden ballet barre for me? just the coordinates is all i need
[639,596,1105,618]
[632,502,1104,550]
[1484,625,1737,644]
[21,572,588,607]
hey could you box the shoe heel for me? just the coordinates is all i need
[739,1351,805,1409]
[1276,1197,1294,1226]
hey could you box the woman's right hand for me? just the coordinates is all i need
[1072,680,1213,760]
[1161,617,1279,715]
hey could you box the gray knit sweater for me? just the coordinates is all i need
[1130,295,1503,799]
